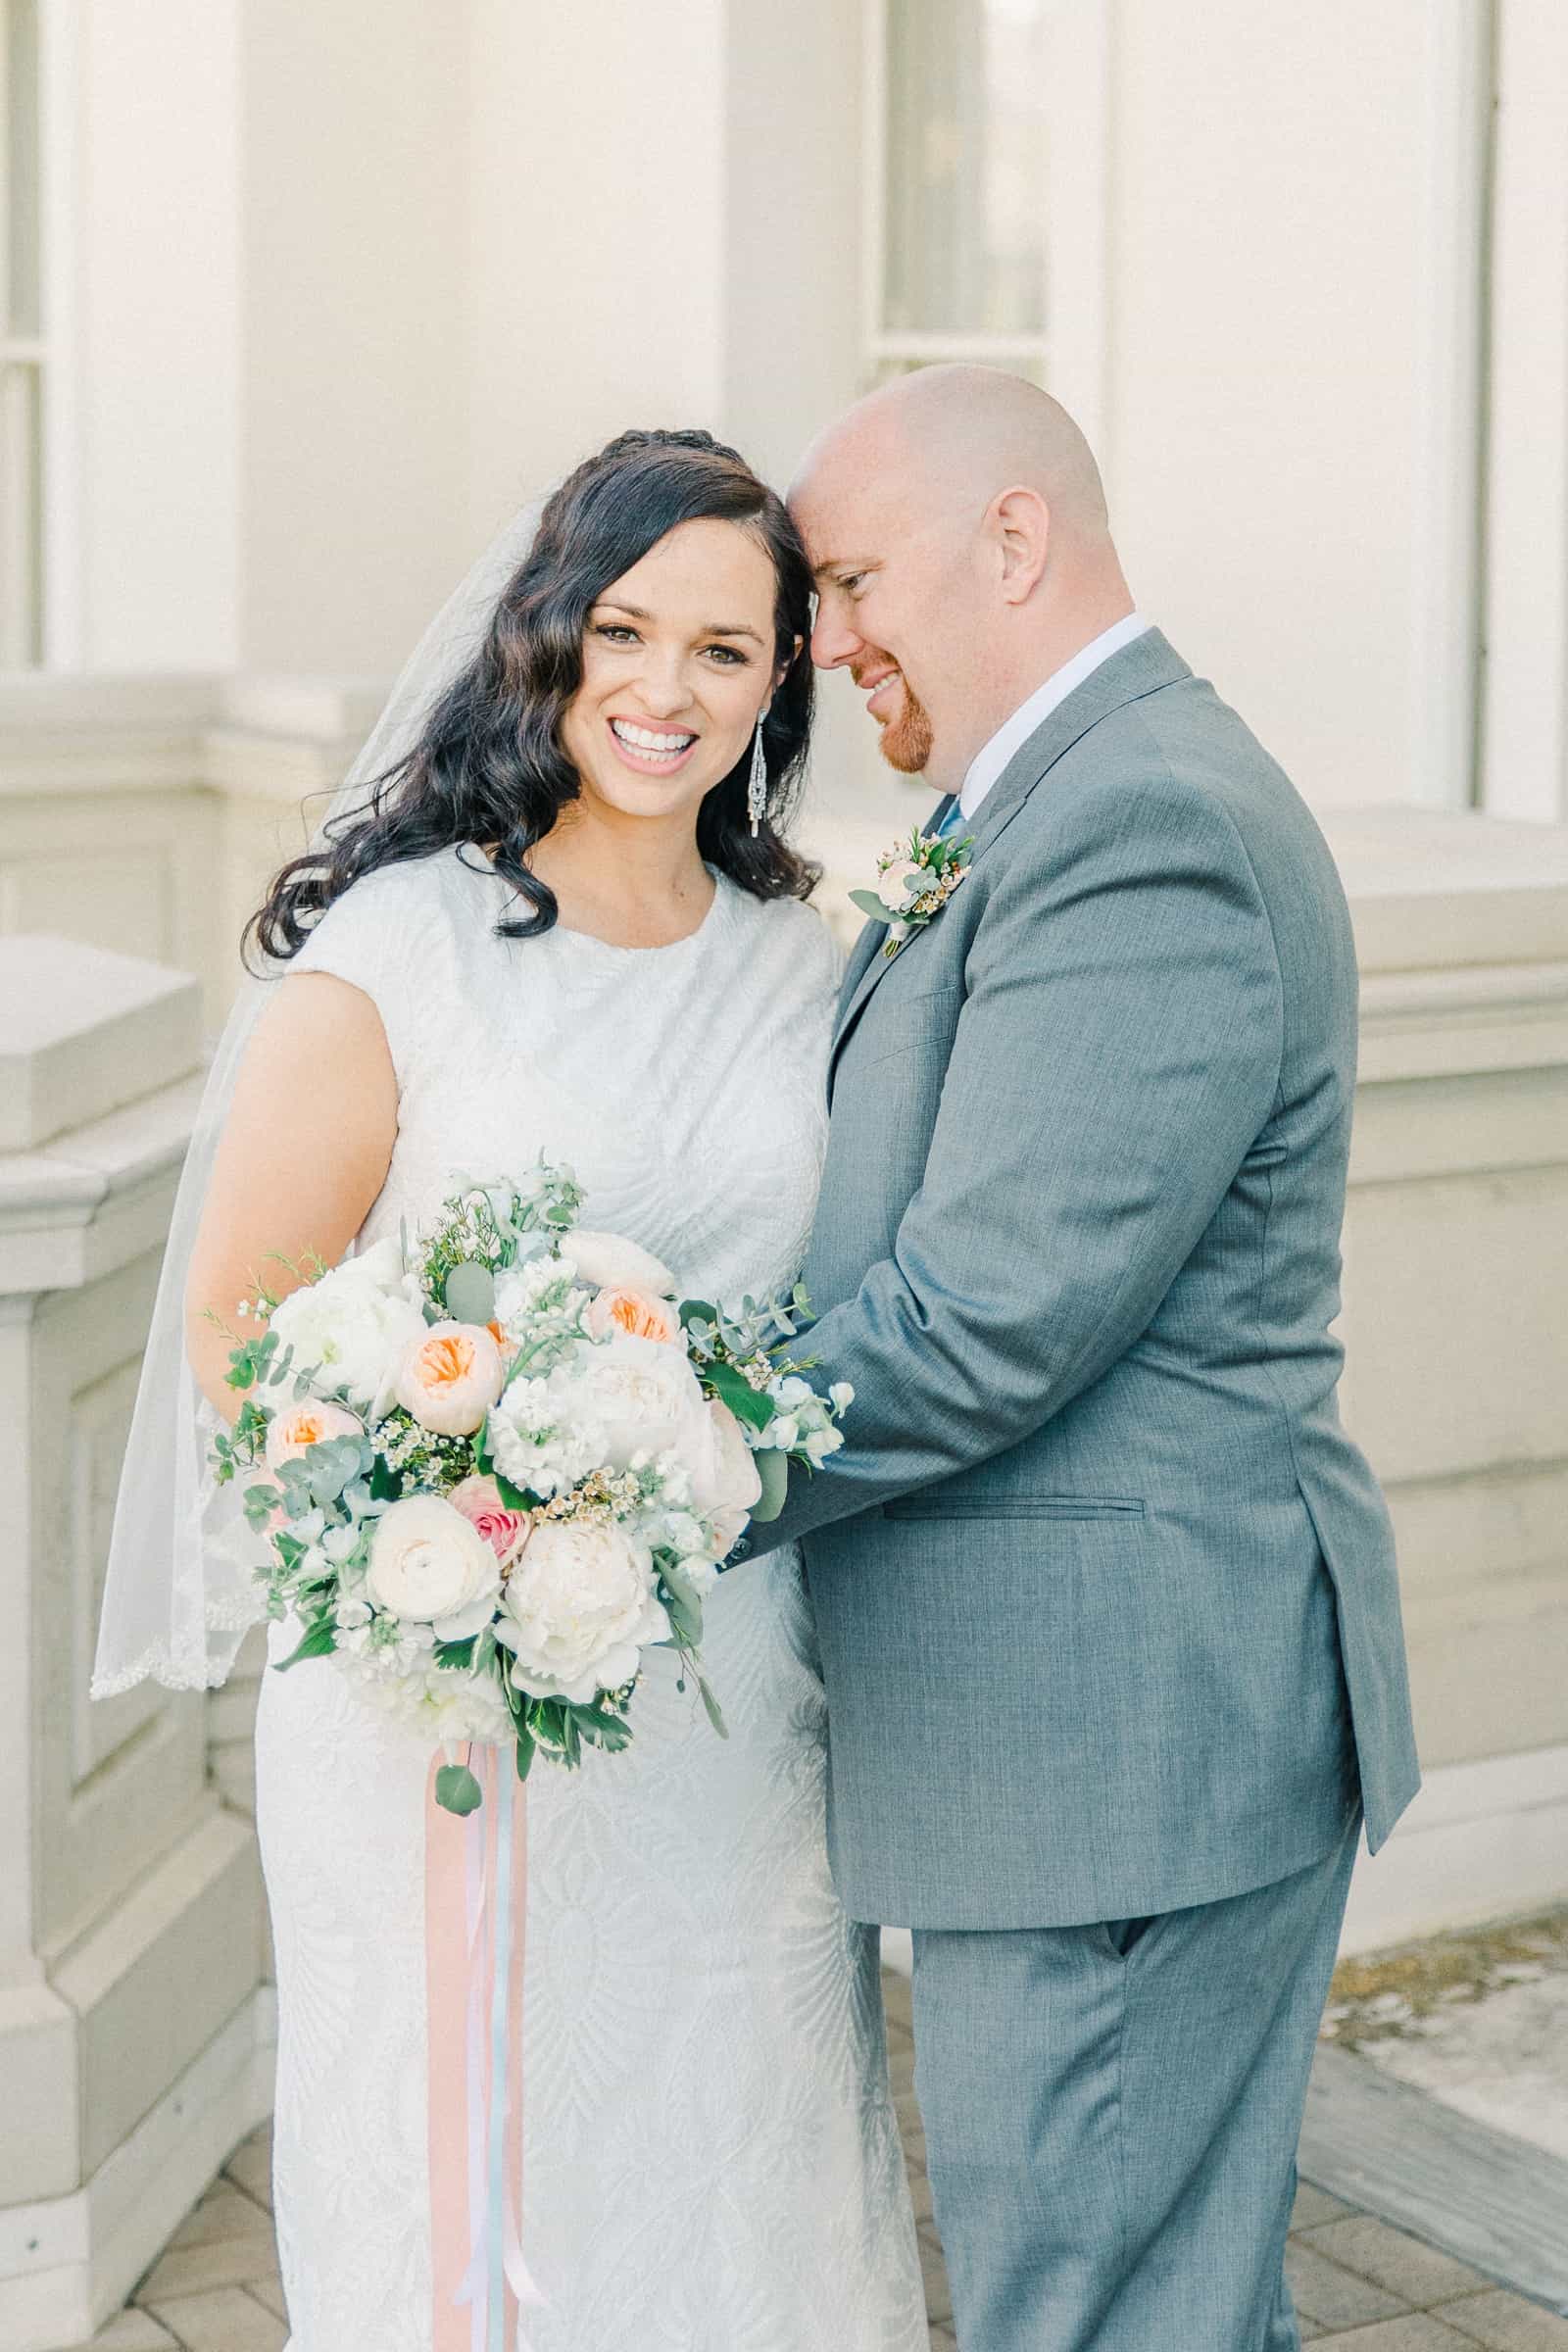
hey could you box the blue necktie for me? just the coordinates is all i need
[932,798,966,842]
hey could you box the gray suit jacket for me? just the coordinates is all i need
[747,629,1420,1930]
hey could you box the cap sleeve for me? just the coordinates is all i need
[286,862,431,1088]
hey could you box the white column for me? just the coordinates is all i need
[1479,0,1568,825]
[0,937,270,2352]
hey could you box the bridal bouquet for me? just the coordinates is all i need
[207,1163,850,1814]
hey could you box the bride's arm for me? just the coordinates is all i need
[184,972,398,1420]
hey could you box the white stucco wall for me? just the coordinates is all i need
[51,0,1514,831]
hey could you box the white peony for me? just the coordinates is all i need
[564,1230,677,1298]
[269,1241,427,1418]
[365,1494,502,1641]
[566,1334,708,1471]
[496,1518,667,1703]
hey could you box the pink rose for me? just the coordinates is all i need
[265,1398,364,1472]
[448,1473,531,1566]
[395,1321,506,1436]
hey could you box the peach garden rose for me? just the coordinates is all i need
[395,1320,506,1437]
[583,1285,682,1347]
[265,1398,364,1473]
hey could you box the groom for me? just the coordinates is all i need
[739,368,1420,2349]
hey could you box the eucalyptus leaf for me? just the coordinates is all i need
[433,1763,484,1817]
[850,889,896,922]
[661,1575,704,1649]
[697,1673,729,1740]
[444,1258,497,1326]
[679,1298,719,1331]
[749,1446,790,1524]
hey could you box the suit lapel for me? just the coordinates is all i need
[828,631,1191,1083]
[829,790,955,1065]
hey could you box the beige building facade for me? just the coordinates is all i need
[2,5,1567,2344]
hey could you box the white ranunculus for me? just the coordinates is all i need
[365,1494,502,1638]
[496,1518,667,1703]
[270,1244,428,1417]
[564,1229,677,1299]
[566,1334,707,1471]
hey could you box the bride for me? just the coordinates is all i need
[95,428,927,2351]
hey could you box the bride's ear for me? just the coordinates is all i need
[775,633,804,691]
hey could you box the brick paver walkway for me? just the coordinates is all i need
[63,1972,1568,2350]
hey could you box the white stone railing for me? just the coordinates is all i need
[1,675,1565,2339]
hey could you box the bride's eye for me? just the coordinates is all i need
[705,644,749,666]
[592,623,639,645]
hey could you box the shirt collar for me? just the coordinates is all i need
[957,612,1152,820]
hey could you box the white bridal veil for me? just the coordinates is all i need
[92,501,546,1697]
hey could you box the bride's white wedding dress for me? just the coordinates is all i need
[251,846,927,2352]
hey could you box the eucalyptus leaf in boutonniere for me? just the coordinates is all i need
[850,822,975,960]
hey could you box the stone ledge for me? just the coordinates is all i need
[0,940,201,1154]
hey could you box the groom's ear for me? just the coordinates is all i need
[990,486,1051,605]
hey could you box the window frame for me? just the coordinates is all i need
[858,0,1112,457]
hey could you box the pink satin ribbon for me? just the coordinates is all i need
[425,1745,533,2351]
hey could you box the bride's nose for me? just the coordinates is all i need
[631,650,697,719]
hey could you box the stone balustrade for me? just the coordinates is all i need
[0,935,270,2352]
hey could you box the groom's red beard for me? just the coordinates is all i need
[854,661,935,776]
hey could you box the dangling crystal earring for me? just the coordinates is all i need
[748,711,768,837]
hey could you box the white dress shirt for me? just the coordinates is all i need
[957,612,1152,821]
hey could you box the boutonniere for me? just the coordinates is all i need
[850,823,974,960]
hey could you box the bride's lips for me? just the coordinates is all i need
[604,714,701,777]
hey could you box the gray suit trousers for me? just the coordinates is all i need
[909,1815,1360,2351]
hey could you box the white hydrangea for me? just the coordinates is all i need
[486,1373,605,1499]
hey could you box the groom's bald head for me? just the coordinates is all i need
[792,367,1132,786]
[796,365,1110,545]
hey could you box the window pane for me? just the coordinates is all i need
[4,0,42,337]
[881,0,1049,340]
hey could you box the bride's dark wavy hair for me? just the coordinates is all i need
[247,428,819,963]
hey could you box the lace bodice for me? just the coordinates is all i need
[291,846,838,1310]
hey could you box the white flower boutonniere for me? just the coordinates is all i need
[851,823,974,960]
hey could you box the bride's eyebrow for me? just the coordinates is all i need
[593,600,763,646]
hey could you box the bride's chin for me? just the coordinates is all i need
[583,770,710,821]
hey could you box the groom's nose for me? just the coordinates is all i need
[810,600,861,671]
